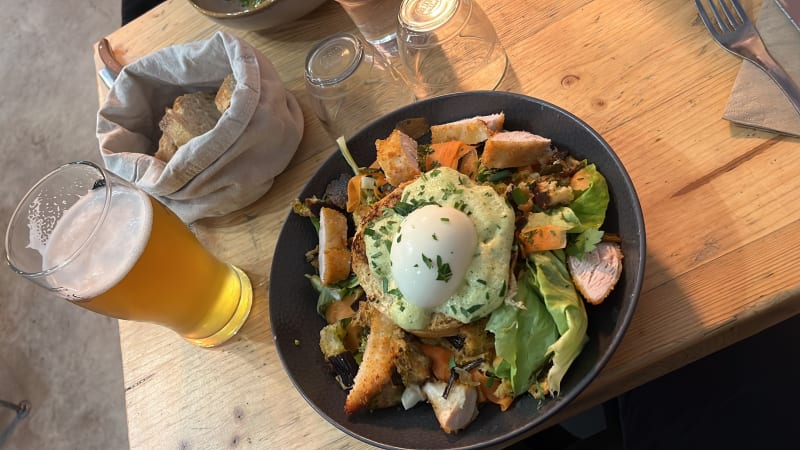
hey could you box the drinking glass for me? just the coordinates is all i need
[305,32,416,140]
[335,0,404,57]
[4,161,252,348]
[397,0,508,99]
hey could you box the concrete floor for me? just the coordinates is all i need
[0,1,129,449]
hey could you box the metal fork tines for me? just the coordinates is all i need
[695,0,800,116]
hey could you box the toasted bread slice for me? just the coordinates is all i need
[215,73,235,113]
[430,113,505,145]
[351,185,463,337]
[344,307,403,414]
[481,130,552,169]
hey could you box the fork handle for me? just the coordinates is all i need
[746,47,800,117]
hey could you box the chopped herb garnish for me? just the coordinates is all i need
[436,255,452,282]
[440,217,450,222]
[432,233,438,241]
[422,253,433,269]
[392,199,440,216]
[460,304,482,316]
[511,187,528,206]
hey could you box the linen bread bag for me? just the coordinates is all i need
[97,31,304,223]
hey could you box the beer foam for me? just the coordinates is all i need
[43,185,152,300]
[26,194,53,257]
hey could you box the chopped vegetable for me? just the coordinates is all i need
[530,251,588,395]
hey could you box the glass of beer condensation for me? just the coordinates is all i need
[4,161,252,348]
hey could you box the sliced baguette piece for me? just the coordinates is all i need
[344,308,402,414]
[481,130,552,168]
[430,113,505,145]
[215,73,236,113]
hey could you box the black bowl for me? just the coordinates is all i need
[269,91,645,449]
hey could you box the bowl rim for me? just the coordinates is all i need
[188,0,283,19]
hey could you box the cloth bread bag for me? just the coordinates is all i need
[97,31,304,223]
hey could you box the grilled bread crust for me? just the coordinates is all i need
[351,185,463,338]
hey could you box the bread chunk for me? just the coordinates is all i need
[215,73,236,113]
[155,73,234,162]
[430,113,504,145]
[158,91,220,149]
[154,133,178,162]
[319,207,351,285]
[481,130,552,168]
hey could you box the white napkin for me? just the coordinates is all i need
[723,0,800,137]
[97,31,304,223]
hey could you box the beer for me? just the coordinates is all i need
[12,162,252,348]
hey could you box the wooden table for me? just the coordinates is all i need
[94,0,799,448]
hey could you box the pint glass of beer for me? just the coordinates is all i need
[4,161,252,348]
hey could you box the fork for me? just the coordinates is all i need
[695,0,800,116]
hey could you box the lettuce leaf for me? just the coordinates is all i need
[566,228,605,257]
[524,207,582,231]
[486,272,559,396]
[569,164,609,231]
[529,250,588,395]
[306,274,361,317]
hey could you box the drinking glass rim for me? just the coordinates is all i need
[304,32,365,88]
[399,0,464,34]
[4,161,112,279]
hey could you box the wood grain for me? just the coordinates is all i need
[93,0,800,448]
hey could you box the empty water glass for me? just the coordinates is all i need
[397,0,508,99]
[335,0,404,57]
[305,32,416,140]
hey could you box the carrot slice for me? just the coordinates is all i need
[470,368,513,411]
[425,141,475,171]
[420,344,453,382]
[346,175,363,213]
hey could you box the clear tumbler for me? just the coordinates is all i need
[397,0,508,99]
[305,32,416,140]
[4,161,253,348]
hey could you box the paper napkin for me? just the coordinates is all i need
[723,0,800,137]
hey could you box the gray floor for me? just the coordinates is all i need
[0,1,129,449]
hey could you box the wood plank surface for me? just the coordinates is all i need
[93,0,800,448]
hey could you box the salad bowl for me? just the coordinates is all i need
[269,91,645,449]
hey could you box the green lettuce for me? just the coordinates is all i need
[486,271,559,396]
[527,164,609,257]
[569,164,609,231]
[306,274,361,317]
[524,207,582,231]
[530,250,588,395]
